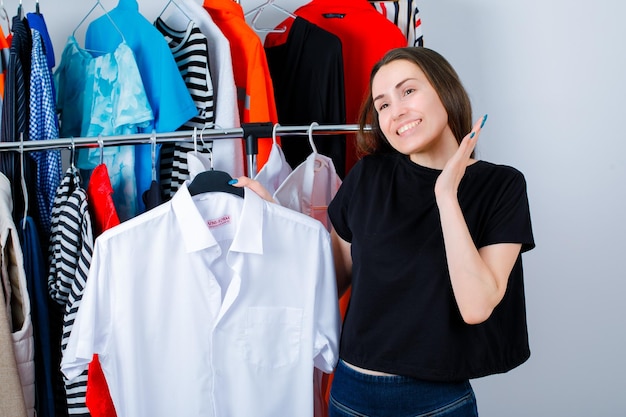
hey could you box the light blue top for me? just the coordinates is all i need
[85,0,196,132]
[55,37,91,138]
[55,36,154,221]
[84,0,197,212]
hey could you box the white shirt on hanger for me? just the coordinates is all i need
[61,183,340,417]
[273,152,342,232]
[254,139,293,195]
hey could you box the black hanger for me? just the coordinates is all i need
[188,170,244,198]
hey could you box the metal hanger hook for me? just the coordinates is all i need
[272,123,280,145]
[70,137,77,170]
[199,124,213,170]
[98,135,104,165]
[307,122,319,154]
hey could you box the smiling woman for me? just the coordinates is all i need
[324,47,535,416]
[372,58,457,166]
[358,47,474,163]
[233,46,535,416]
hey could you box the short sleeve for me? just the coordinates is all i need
[480,168,535,253]
[312,230,340,373]
[61,240,112,381]
[328,159,366,243]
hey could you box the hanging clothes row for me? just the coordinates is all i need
[0,123,364,153]
[0,123,355,417]
[0,0,420,415]
[1,0,421,236]
[48,0,281,225]
[0,0,59,251]
[0,6,60,417]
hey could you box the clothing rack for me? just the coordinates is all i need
[0,123,365,177]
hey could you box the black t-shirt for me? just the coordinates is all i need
[328,152,535,381]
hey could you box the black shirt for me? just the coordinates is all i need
[328,152,535,381]
[265,17,347,177]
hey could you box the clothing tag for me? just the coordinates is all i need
[207,215,231,229]
[322,13,346,19]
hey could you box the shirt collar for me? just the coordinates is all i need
[172,183,264,255]
[231,188,264,255]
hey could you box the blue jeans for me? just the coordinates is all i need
[329,360,478,417]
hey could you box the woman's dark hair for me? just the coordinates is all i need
[357,47,473,157]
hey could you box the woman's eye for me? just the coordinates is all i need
[378,103,388,111]
[404,88,416,96]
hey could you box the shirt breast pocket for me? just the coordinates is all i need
[242,307,303,369]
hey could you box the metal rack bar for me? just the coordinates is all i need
[0,124,364,152]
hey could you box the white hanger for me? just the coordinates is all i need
[307,122,319,154]
[308,122,327,171]
[272,123,280,146]
[0,0,10,33]
[73,1,126,49]
[199,124,214,170]
[187,124,215,180]
[192,126,199,154]
[158,0,193,22]
[244,0,296,33]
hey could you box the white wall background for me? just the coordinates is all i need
[3,0,625,415]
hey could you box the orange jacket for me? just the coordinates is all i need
[204,0,278,171]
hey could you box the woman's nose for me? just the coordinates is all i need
[390,102,406,120]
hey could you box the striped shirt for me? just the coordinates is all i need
[155,17,215,129]
[1,16,33,229]
[47,168,94,417]
[155,17,217,198]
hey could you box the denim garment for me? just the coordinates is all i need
[329,360,478,417]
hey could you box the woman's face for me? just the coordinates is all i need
[372,59,458,167]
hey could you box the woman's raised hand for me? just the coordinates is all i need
[435,114,488,199]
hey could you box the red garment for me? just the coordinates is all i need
[0,27,9,101]
[203,0,278,171]
[86,359,116,417]
[85,164,120,417]
[265,0,407,172]
[86,164,121,236]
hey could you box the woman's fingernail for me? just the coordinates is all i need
[228,179,238,185]
[470,132,475,139]
[480,114,488,128]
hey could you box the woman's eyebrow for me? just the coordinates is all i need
[373,78,417,102]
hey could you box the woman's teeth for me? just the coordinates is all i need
[397,120,421,135]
